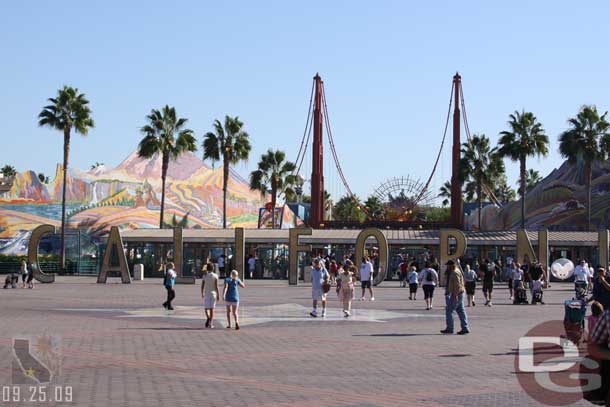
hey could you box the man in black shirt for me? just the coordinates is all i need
[479,259,496,307]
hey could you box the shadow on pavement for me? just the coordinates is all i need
[118,327,205,331]
[352,333,436,337]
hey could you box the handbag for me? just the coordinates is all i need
[322,281,331,293]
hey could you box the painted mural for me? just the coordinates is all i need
[473,160,610,231]
[0,149,270,255]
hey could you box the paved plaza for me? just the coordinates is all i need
[0,278,596,407]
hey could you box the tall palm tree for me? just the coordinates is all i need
[203,116,251,228]
[38,86,94,270]
[459,134,504,230]
[559,105,610,230]
[138,105,197,229]
[498,110,549,229]
[249,149,296,228]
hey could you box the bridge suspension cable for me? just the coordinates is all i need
[459,84,504,208]
[410,81,455,209]
[294,80,315,175]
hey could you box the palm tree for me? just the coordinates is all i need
[438,181,452,207]
[498,110,549,229]
[494,175,516,203]
[520,169,543,196]
[364,195,384,220]
[1,165,17,178]
[203,116,252,228]
[333,194,365,222]
[138,105,197,229]
[249,149,296,228]
[38,86,94,270]
[459,134,504,230]
[559,105,610,230]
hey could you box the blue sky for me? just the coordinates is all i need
[1,1,609,200]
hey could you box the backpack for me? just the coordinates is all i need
[426,269,433,282]
[163,273,172,288]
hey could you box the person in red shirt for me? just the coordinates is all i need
[329,260,338,286]
[399,259,409,288]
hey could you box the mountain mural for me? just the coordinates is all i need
[0,149,267,250]
[474,160,610,231]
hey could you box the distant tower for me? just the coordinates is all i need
[310,74,324,228]
[450,73,463,228]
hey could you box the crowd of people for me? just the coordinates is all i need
[153,252,610,350]
[396,255,547,307]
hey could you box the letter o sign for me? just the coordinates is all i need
[355,228,389,286]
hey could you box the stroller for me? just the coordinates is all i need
[513,281,528,304]
[564,299,587,345]
[3,273,18,289]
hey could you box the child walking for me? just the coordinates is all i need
[224,270,245,330]
[339,265,356,317]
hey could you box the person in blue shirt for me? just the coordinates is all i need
[223,270,245,330]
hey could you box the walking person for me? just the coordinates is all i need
[419,262,438,310]
[511,262,524,290]
[507,260,518,300]
[399,257,409,288]
[359,256,375,301]
[338,264,355,317]
[592,268,610,310]
[408,264,419,300]
[329,259,338,286]
[441,260,470,335]
[26,263,34,289]
[574,259,590,293]
[224,270,245,330]
[20,260,28,288]
[218,254,226,278]
[247,254,256,279]
[529,262,545,298]
[162,262,177,311]
[479,259,496,307]
[463,264,477,307]
[310,258,330,317]
[201,262,220,328]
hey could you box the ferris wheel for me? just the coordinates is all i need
[372,176,435,209]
